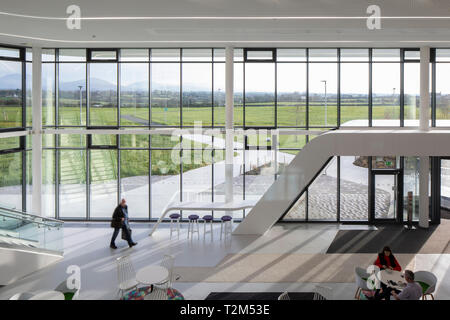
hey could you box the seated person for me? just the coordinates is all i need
[373,246,402,300]
[391,270,422,300]
[374,246,401,271]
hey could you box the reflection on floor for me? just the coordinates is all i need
[0,222,449,300]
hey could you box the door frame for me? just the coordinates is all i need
[369,169,403,224]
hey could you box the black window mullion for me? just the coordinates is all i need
[431,49,437,127]
[117,50,121,127]
[337,48,341,127]
[306,49,310,130]
[400,49,405,127]
[180,48,183,128]
[369,49,373,127]
[149,49,152,128]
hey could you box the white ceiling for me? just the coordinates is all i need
[0,0,449,47]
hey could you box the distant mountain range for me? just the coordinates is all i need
[1,74,186,91]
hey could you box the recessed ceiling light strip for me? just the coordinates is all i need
[1,32,450,44]
[1,11,450,20]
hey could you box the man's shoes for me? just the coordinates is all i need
[129,242,138,248]
[110,244,118,249]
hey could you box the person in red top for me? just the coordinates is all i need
[374,246,402,272]
[373,246,402,300]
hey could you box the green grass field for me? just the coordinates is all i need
[1,100,449,188]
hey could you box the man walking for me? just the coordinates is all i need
[110,198,137,249]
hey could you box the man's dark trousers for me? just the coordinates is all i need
[110,225,132,246]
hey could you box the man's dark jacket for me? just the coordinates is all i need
[111,205,127,228]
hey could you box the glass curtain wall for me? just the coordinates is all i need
[0,46,26,211]
[435,49,450,126]
[36,47,441,222]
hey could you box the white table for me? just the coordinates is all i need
[379,270,406,290]
[29,290,65,300]
[136,265,169,285]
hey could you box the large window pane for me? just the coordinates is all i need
[151,149,180,219]
[59,150,86,218]
[120,63,149,126]
[120,150,149,218]
[308,157,337,221]
[43,149,55,217]
[340,63,368,126]
[89,63,117,126]
[0,60,22,129]
[404,63,420,126]
[436,63,450,126]
[441,159,450,211]
[277,63,306,127]
[340,156,368,221]
[90,150,118,218]
[213,63,225,126]
[151,63,180,126]
[404,157,420,221]
[372,63,400,126]
[245,63,275,127]
[0,152,22,209]
[234,63,244,127]
[26,62,32,127]
[42,63,55,126]
[308,63,337,127]
[59,63,86,126]
[283,193,306,220]
[244,148,276,203]
[182,63,212,126]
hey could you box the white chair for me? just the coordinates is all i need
[169,213,181,239]
[116,255,139,298]
[144,281,169,300]
[9,292,34,300]
[55,279,80,300]
[354,266,371,300]
[414,271,437,300]
[313,285,333,300]
[278,291,290,300]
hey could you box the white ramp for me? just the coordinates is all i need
[234,129,450,235]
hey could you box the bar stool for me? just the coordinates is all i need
[169,213,181,239]
[202,215,214,241]
[220,215,233,240]
[187,214,200,239]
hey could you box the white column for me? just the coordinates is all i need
[419,47,430,228]
[32,47,42,216]
[225,46,234,203]
[420,47,430,131]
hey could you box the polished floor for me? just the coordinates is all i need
[0,222,449,300]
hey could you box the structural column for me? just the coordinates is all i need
[32,47,43,215]
[225,46,234,203]
[419,47,430,228]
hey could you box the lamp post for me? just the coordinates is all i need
[321,80,327,126]
[77,85,83,125]
[77,86,83,153]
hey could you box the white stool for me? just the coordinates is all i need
[220,215,233,240]
[169,213,181,239]
[187,214,200,239]
[202,215,214,241]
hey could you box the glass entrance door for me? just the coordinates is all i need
[371,170,403,222]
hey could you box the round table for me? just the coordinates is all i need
[136,265,169,285]
[379,270,406,290]
[29,290,65,300]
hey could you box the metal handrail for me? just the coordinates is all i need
[0,206,64,228]
[0,211,62,228]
